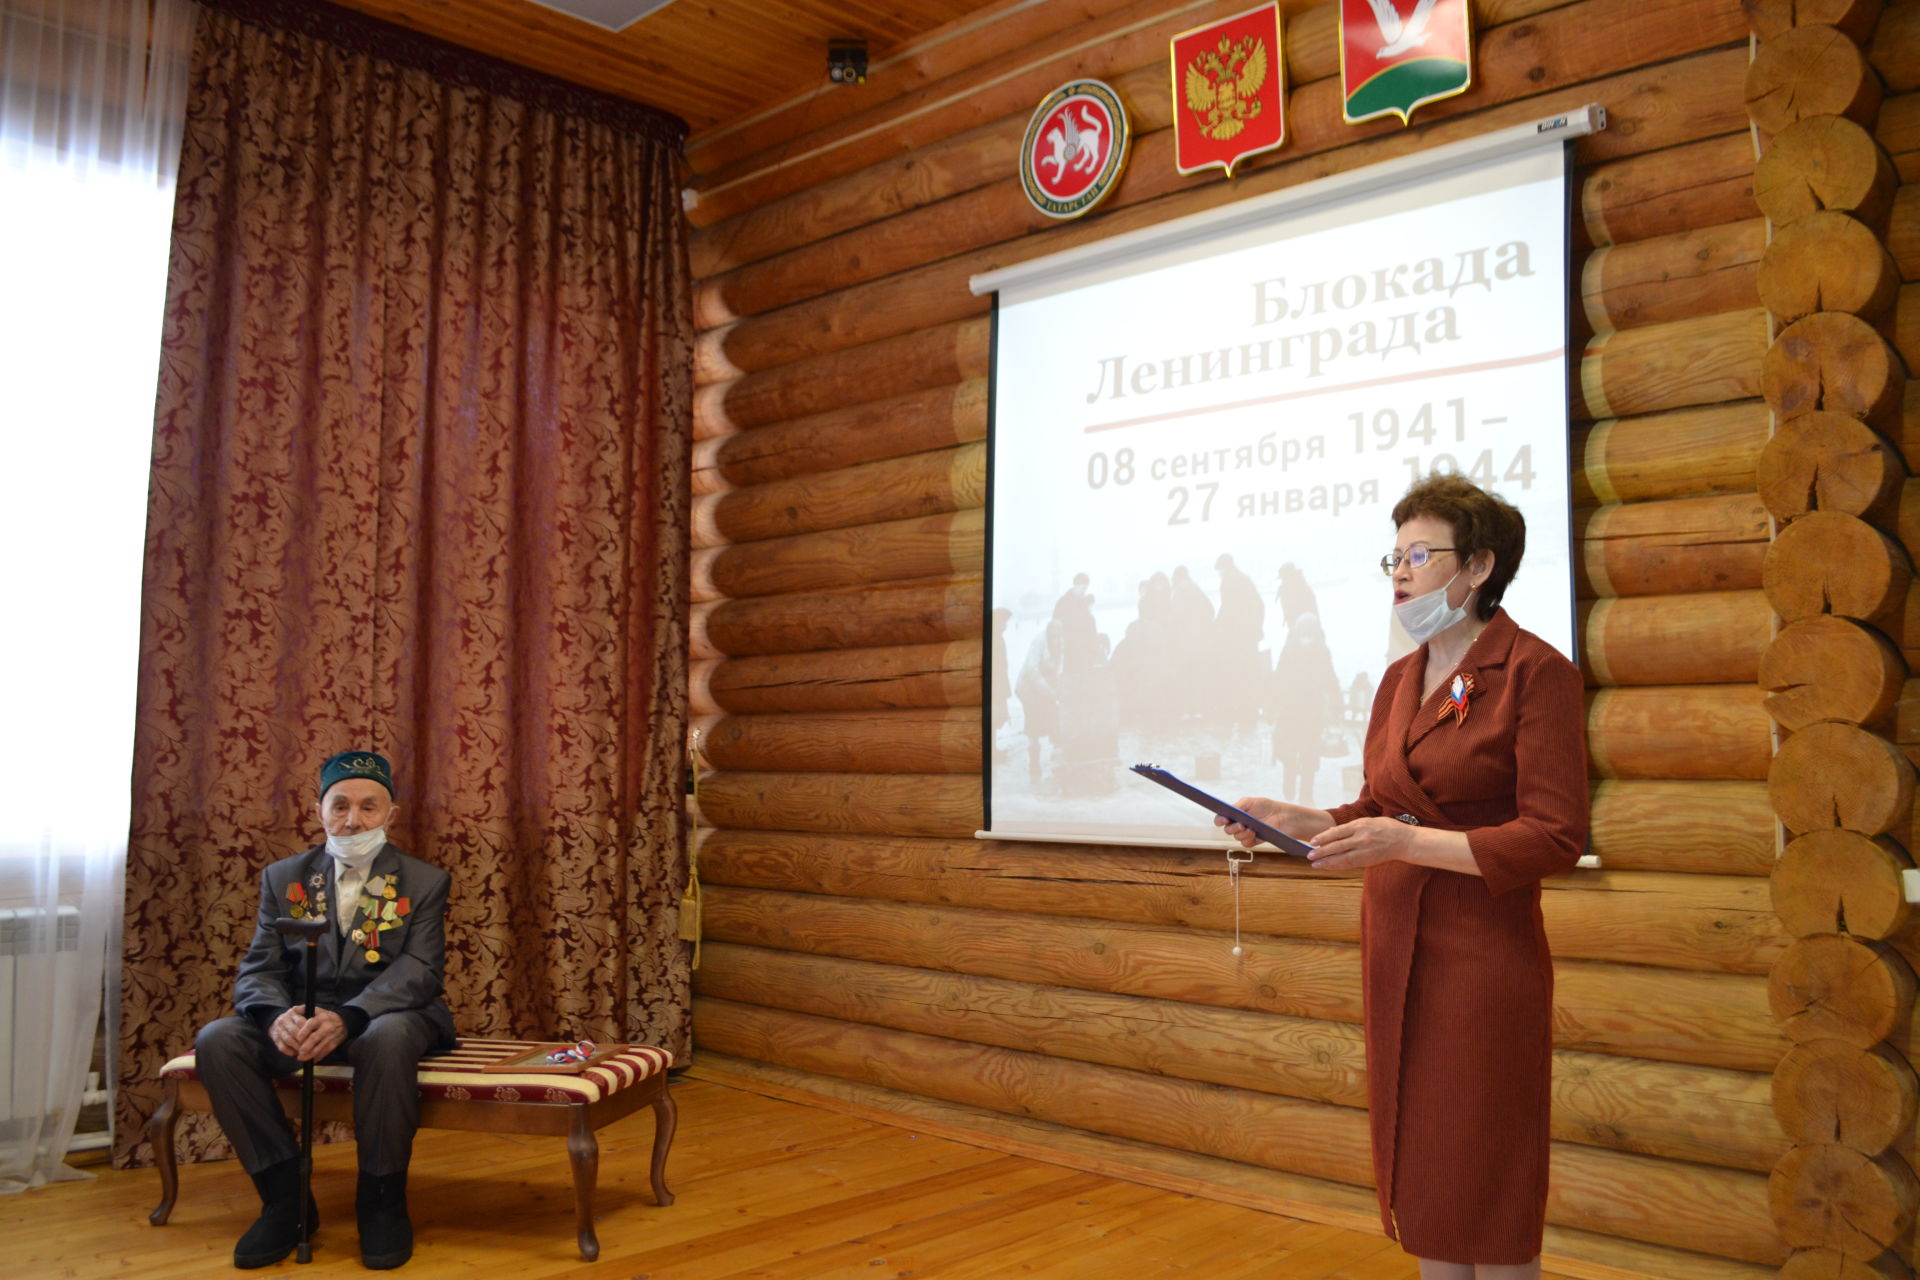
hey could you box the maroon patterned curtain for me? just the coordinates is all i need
[115,0,692,1167]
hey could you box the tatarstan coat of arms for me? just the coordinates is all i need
[1171,3,1286,178]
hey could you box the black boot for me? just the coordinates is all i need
[233,1157,318,1269]
[357,1170,413,1269]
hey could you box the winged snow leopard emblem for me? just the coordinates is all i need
[1020,80,1130,220]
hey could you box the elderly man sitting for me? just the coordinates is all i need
[193,750,455,1270]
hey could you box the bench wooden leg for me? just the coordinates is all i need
[566,1104,600,1262]
[147,1081,182,1226]
[648,1082,676,1207]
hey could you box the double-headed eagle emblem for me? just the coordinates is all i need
[1184,34,1269,142]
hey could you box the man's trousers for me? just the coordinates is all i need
[193,1012,442,1176]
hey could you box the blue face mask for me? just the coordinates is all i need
[1394,567,1472,644]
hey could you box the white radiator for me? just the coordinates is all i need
[0,905,83,1126]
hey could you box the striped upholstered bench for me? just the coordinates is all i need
[146,1038,676,1261]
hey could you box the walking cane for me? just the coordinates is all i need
[272,916,329,1264]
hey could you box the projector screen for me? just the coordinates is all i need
[978,113,1593,848]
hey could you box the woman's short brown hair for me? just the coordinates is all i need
[1391,473,1526,621]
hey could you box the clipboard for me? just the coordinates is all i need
[1129,764,1315,857]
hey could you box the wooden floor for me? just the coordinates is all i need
[2,1074,1578,1278]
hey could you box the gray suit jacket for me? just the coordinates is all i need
[233,841,457,1048]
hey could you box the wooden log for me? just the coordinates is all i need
[692,577,981,659]
[1581,219,1766,334]
[1774,830,1916,939]
[1771,720,1918,836]
[696,260,990,383]
[1746,24,1884,135]
[1762,616,1909,731]
[692,997,1786,1264]
[691,509,983,603]
[690,772,979,838]
[1755,114,1898,230]
[1770,1144,1920,1259]
[681,0,1156,177]
[690,641,979,716]
[1763,311,1905,426]
[694,828,1787,974]
[691,41,1754,305]
[693,710,980,774]
[1574,493,1771,598]
[694,316,989,437]
[713,125,1758,331]
[1780,1249,1915,1280]
[1586,685,1773,780]
[1761,211,1903,323]
[692,443,984,549]
[697,883,1791,1070]
[1759,411,1907,523]
[1764,511,1912,624]
[1589,779,1777,876]
[1884,90,1920,182]
[1577,308,1769,421]
[694,380,987,489]
[1572,401,1771,506]
[702,1050,1784,1280]
[696,996,1383,1186]
[1897,280,1920,375]
[1579,131,1760,250]
[1579,591,1771,687]
[682,0,1261,229]
[1769,933,1918,1046]
[1774,1038,1920,1156]
[1893,185,1920,282]
[689,0,1742,267]
[1746,0,1886,46]
[1870,1,1920,92]
[692,942,1788,1170]
[707,108,1763,381]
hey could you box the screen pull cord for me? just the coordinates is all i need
[1226,846,1254,957]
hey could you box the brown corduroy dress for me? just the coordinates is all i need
[1325,608,1589,1265]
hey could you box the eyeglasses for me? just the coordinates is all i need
[1379,544,1457,576]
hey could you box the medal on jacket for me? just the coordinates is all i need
[287,873,329,922]
[1438,672,1475,725]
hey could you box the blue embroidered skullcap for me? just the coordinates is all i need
[318,750,395,800]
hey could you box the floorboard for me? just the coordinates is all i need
[0,1075,1582,1278]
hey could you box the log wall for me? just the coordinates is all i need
[680,2,1920,1276]
[1745,4,1920,1279]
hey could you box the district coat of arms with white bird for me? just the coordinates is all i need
[1339,0,1473,126]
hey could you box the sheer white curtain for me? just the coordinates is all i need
[0,0,190,1191]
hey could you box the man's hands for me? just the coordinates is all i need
[270,1007,348,1062]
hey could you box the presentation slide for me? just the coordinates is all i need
[983,138,1577,847]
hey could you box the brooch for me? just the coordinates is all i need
[1438,672,1475,726]
[349,874,410,964]
[287,873,329,922]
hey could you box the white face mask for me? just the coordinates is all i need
[1394,568,1473,644]
[325,826,387,866]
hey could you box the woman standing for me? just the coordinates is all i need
[1222,474,1588,1280]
